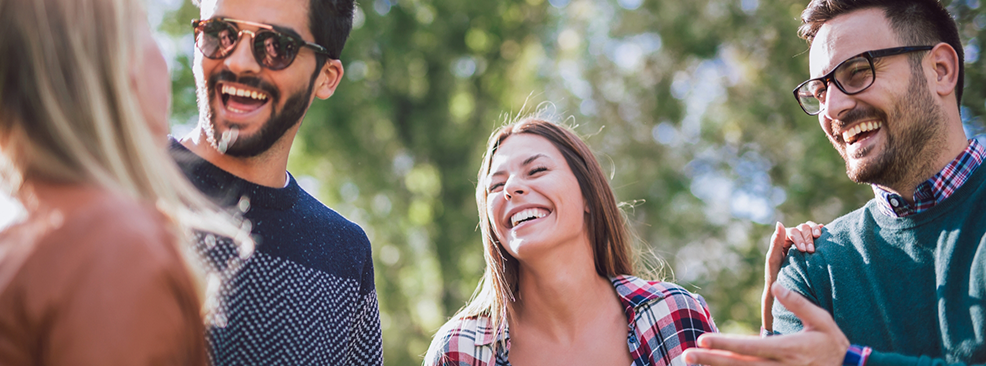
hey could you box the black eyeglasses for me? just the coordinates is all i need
[792,46,933,115]
[192,18,330,71]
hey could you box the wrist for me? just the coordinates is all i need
[759,327,780,337]
[842,345,871,366]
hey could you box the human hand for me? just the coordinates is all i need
[683,283,849,366]
[762,221,822,331]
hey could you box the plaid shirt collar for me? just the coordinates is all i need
[468,275,667,347]
[875,139,985,217]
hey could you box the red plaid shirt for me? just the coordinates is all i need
[424,275,717,366]
[875,139,985,217]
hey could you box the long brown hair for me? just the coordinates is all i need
[440,116,636,350]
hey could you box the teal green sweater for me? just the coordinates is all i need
[773,165,986,366]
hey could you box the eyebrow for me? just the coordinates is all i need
[487,153,547,179]
[522,154,546,166]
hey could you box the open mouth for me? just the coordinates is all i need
[842,121,882,145]
[509,207,550,228]
[220,83,270,114]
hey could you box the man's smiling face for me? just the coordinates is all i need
[809,7,944,187]
[193,0,322,157]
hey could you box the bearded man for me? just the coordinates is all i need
[169,0,383,364]
[684,1,985,366]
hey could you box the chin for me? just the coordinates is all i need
[503,237,545,260]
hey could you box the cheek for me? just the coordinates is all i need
[135,36,172,137]
[486,196,504,233]
[819,117,835,138]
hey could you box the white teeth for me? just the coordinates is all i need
[842,121,883,143]
[510,208,548,227]
[221,85,268,101]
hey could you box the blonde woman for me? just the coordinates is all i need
[426,118,717,366]
[0,0,250,364]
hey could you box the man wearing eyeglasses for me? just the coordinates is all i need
[683,1,984,366]
[169,0,383,364]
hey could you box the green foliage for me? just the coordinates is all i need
[156,0,985,364]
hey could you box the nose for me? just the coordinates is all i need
[820,82,856,121]
[502,176,527,200]
[224,31,262,75]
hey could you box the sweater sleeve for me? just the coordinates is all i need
[345,235,383,365]
[866,350,982,366]
[771,247,831,335]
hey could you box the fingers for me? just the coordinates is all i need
[768,222,787,254]
[765,222,789,280]
[806,221,823,237]
[784,226,806,253]
[770,283,836,333]
[795,223,814,252]
[683,347,777,366]
[763,222,786,330]
[786,220,824,253]
[766,222,788,268]
[692,333,782,362]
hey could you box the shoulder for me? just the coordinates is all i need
[72,192,177,266]
[294,188,370,244]
[784,202,878,268]
[27,190,176,267]
[0,189,202,359]
[424,315,499,366]
[815,200,879,242]
[612,275,717,331]
[612,275,709,308]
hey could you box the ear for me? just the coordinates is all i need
[927,42,959,98]
[313,59,344,100]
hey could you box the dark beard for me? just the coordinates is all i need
[839,66,946,187]
[202,70,315,158]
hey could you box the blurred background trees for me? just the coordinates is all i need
[145,0,986,364]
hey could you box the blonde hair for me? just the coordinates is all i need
[427,116,637,359]
[0,0,252,305]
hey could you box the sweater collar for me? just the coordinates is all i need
[169,138,300,211]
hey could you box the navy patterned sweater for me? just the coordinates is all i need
[170,140,383,365]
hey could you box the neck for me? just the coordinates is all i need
[510,237,620,341]
[18,179,100,216]
[180,125,293,188]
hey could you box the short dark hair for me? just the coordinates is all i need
[309,0,355,60]
[799,0,965,106]
[192,0,354,60]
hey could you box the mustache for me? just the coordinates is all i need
[832,106,885,134]
[207,70,281,101]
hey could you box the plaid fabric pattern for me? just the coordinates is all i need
[425,275,717,366]
[876,139,984,217]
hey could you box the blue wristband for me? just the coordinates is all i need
[843,345,872,366]
[759,327,780,337]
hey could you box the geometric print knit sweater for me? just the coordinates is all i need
[171,140,383,365]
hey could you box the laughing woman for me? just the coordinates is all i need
[425,118,717,366]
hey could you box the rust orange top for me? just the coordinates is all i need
[0,183,207,366]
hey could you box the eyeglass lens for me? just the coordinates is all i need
[195,20,301,70]
[796,56,875,114]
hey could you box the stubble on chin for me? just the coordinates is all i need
[840,68,946,188]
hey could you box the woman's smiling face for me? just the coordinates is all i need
[484,133,587,261]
